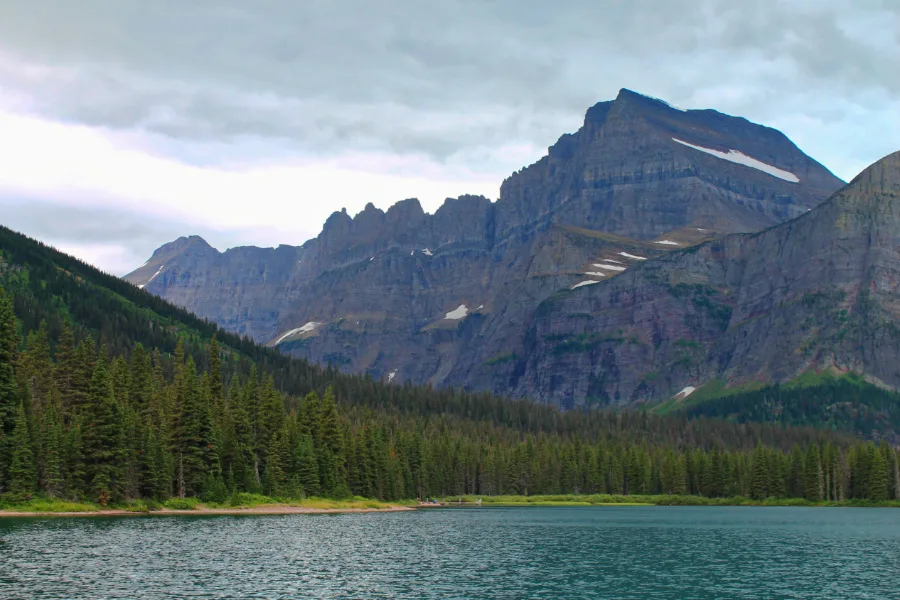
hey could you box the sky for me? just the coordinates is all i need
[0,1,897,275]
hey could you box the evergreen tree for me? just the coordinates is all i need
[0,287,19,489]
[41,401,63,498]
[8,403,37,496]
[63,416,86,499]
[207,335,224,412]
[869,446,889,502]
[262,432,286,497]
[83,351,124,504]
[296,434,320,496]
[128,344,153,413]
[803,444,822,502]
[750,441,769,500]
[173,357,216,497]
[53,322,76,406]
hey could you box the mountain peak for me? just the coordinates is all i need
[153,235,214,257]
[827,150,900,228]
[850,150,900,192]
[613,88,688,113]
[125,92,855,405]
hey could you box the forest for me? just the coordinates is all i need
[1,225,899,506]
[2,284,899,506]
[682,377,900,442]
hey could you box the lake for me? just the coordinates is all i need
[1,507,898,599]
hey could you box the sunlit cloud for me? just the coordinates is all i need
[0,0,897,273]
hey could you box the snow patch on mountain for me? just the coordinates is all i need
[674,386,696,399]
[672,138,800,183]
[592,263,626,272]
[138,264,165,289]
[445,305,469,320]
[274,322,321,345]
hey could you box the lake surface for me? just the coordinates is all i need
[1,507,898,599]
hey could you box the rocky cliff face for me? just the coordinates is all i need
[125,89,848,406]
[512,151,900,407]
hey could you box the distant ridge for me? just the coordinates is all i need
[125,90,849,407]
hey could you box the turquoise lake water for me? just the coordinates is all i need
[1,506,898,599]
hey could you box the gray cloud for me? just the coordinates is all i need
[0,0,898,275]
[0,0,896,172]
[0,195,305,275]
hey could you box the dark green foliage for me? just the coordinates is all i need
[41,401,63,498]
[682,377,900,441]
[295,434,320,496]
[8,403,36,496]
[803,444,822,502]
[83,352,125,504]
[0,287,18,491]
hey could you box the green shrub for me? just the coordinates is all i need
[164,497,200,510]
[224,492,274,508]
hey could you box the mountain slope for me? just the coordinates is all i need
[516,151,900,407]
[0,223,765,432]
[125,90,845,404]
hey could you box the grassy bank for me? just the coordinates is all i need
[0,494,415,515]
[435,494,900,508]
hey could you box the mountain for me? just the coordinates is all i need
[517,150,900,406]
[125,89,845,405]
[5,224,873,507]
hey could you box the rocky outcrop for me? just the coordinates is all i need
[495,89,841,241]
[508,151,900,407]
[125,89,849,407]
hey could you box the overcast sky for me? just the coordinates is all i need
[0,0,897,274]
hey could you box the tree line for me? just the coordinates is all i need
[1,286,898,505]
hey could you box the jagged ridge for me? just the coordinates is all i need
[124,90,851,407]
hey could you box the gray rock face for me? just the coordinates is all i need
[125,89,848,406]
[513,151,900,407]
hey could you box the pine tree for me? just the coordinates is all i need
[298,391,319,438]
[803,444,822,502]
[207,335,224,413]
[8,403,37,496]
[21,322,54,414]
[127,344,153,413]
[868,445,889,502]
[41,401,63,498]
[0,287,19,489]
[262,432,285,497]
[139,425,161,500]
[83,351,125,504]
[750,441,769,500]
[769,452,787,499]
[71,337,96,411]
[53,322,76,406]
[63,416,86,499]
[788,445,804,498]
[258,375,284,451]
[174,357,216,497]
[296,434,320,497]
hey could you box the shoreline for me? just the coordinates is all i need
[0,504,416,518]
[4,495,899,516]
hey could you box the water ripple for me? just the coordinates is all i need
[1,507,899,599]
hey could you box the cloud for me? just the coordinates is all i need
[0,110,501,273]
[0,0,897,272]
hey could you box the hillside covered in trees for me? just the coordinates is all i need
[0,225,899,505]
[679,377,900,443]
